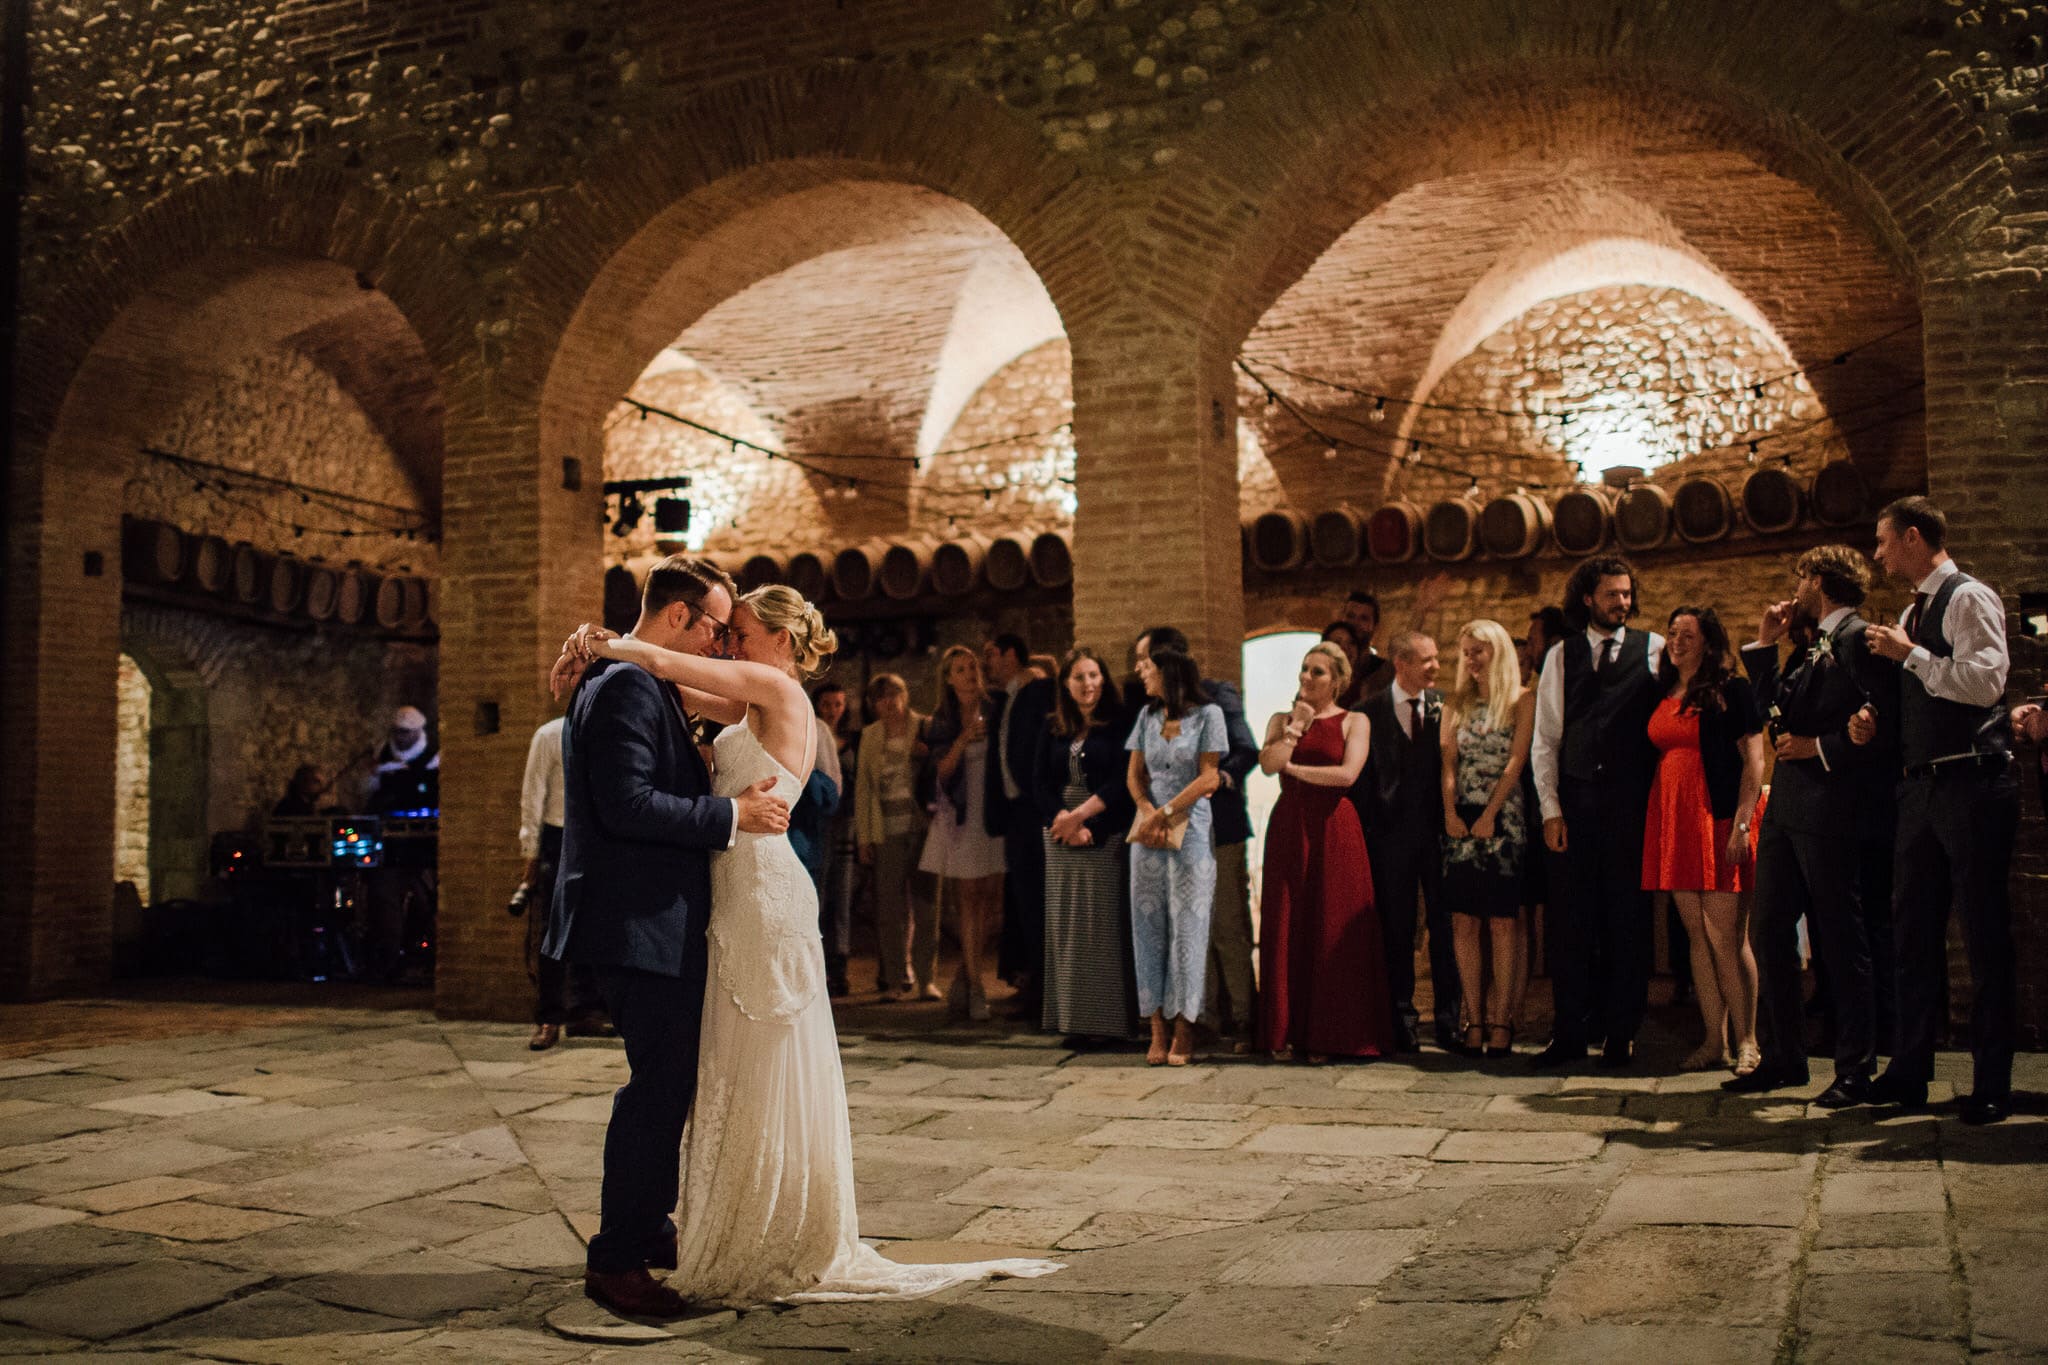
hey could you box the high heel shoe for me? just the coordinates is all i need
[1455,1023,1485,1058]
[1733,1042,1763,1077]
[1484,1023,1516,1059]
[1165,1021,1197,1066]
[966,979,990,1023]
[1147,1020,1170,1066]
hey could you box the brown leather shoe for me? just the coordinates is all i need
[528,1023,560,1052]
[584,1266,689,1319]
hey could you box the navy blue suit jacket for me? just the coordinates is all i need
[543,657,734,977]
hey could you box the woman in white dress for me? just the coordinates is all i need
[561,586,1060,1305]
[915,644,1008,1021]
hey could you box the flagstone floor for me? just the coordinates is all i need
[0,994,2043,1362]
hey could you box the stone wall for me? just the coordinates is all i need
[113,654,151,903]
[128,347,437,578]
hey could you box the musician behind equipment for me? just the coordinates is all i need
[366,705,440,982]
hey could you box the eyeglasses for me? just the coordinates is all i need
[690,606,735,650]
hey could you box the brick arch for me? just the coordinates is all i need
[1,170,458,1001]
[1182,0,1982,354]
[16,166,466,454]
[505,64,1097,435]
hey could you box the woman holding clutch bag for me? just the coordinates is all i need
[1257,642,1390,1061]
[1125,646,1226,1065]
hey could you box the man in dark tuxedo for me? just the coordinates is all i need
[1129,626,1261,1047]
[1351,630,1457,1051]
[1855,496,2019,1125]
[984,632,1055,1009]
[1731,545,1898,1103]
[545,557,790,1316]
[1530,556,1665,1069]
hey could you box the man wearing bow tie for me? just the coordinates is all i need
[1732,545,1899,1103]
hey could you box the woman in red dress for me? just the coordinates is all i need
[1257,642,1392,1061]
[1642,606,1768,1075]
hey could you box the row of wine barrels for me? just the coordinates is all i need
[121,519,430,629]
[1247,461,1872,567]
[737,531,1073,603]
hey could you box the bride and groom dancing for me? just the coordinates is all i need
[542,556,1059,1318]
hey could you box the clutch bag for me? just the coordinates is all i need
[1129,806,1189,849]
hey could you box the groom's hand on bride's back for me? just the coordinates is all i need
[734,777,791,834]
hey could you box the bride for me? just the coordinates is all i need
[557,584,1061,1305]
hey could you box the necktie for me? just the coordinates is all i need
[1408,697,1422,741]
[1906,591,1929,640]
[1600,637,1617,670]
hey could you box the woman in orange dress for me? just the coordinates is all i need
[1641,606,1768,1074]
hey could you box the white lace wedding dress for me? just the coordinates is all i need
[669,715,1062,1305]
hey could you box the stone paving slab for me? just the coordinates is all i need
[0,1257,267,1340]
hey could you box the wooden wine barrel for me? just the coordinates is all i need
[399,575,430,627]
[374,574,412,629]
[188,534,231,596]
[601,565,641,634]
[738,553,783,593]
[1029,531,1073,588]
[1675,476,1734,544]
[985,534,1033,593]
[1309,508,1366,568]
[1249,509,1311,572]
[785,550,831,603]
[1424,495,1483,562]
[266,554,305,614]
[931,535,989,596]
[1614,483,1673,552]
[1810,460,1869,527]
[1366,501,1424,563]
[1479,492,1551,559]
[1551,486,1612,556]
[230,543,269,605]
[1741,467,1803,534]
[333,567,371,626]
[302,564,340,622]
[879,541,933,601]
[831,542,883,601]
[121,518,187,585]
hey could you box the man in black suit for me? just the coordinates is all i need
[1530,556,1666,1069]
[1731,545,1898,1103]
[985,632,1055,1009]
[1351,630,1457,1051]
[544,556,790,1316]
[1130,626,1262,1047]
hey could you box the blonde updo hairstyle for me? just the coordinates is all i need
[1304,640,1353,694]
[741,584,838,681]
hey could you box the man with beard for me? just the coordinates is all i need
[1529,556,1665,1068]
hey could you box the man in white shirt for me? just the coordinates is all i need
[1852,496,2017,1125]
[520,715,604,1049]
[1529,557,1666,1069]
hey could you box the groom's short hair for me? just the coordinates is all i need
[642,555,734,619]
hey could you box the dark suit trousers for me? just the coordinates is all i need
[997,803,1046,984]
[1552,780,1651,1049]
[1885,773,2019,1100]
[1753,818,1870,1079]
[1367,821,1453,1034]
[587,960,707,1274]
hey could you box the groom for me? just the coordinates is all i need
[544,555,789,1317]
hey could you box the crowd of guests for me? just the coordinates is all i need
[522,495,2027,1124]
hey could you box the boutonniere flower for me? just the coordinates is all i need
[1810,634,1836,663]
[1424,699,1442,725]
